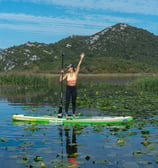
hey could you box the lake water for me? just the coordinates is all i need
[0,75,158,168]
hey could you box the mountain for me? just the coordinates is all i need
[1,23,158,73]
[0,49,4,55]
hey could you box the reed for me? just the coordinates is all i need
[0,73,49,86]
[132,76,158,92]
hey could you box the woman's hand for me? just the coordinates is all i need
[80,53,85,59]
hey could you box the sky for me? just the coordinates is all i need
[0,0,158,49]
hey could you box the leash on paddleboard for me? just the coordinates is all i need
[58,53,64,118]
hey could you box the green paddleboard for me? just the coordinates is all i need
[12,114,133,125]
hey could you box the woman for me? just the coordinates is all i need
[60,53,85,118]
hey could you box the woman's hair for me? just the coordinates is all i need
[72,67,76,72]
[67,64,75,72]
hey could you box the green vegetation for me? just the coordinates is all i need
[0,73,49,86]
[1,23,158,73]
[131,76,158,93]
[76,81,158,118]
[75,75,158,118]
[81,57,158,73]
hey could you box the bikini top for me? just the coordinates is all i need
[67,73,77,85]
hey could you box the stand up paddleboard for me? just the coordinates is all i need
[12,114,133,125]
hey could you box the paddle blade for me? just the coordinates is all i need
[58,106,63,118]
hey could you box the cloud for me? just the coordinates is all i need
[0,12,139,35]
[8,0,158,16]
[0,13,96,35]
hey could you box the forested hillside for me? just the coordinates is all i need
[0,23,158,73]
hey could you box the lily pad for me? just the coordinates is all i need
[0,137,7,142]
[117,138,125,146]
[34,155,43,162]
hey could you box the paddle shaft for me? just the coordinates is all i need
[58,53,64,116]
[60,53,64,103]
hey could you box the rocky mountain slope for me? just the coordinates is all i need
[0,23,158,73]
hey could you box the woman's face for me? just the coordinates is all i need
[68,67,73,72]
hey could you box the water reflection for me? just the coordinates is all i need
[58,126,78,167]
[0,85,59,107]
[65,126,78,167]
[0,75,138,103]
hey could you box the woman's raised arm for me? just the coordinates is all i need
[76,53,85,74]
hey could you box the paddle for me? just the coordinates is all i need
[58,53,64,117]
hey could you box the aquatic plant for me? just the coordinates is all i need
[0,137,6,142]
[130,76,158,93]
[0,73,49,86]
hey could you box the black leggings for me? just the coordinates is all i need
[65,85,77,115]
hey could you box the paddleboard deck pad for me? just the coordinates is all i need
[12,114,133,125]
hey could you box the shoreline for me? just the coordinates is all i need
[50,72,158,78]
[79,73,156,77]
[1,72,158,78]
